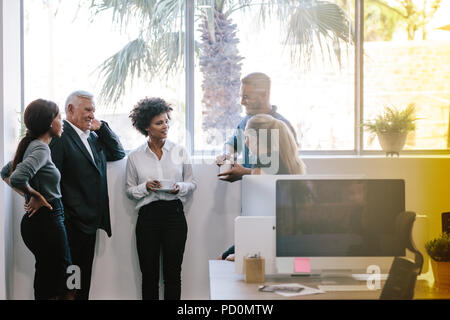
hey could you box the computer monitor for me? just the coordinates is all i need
[241,174,365,217]
[276,179,406,275]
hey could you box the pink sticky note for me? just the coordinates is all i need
[294,257,311,273]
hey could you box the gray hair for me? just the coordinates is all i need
[65,90,94,112]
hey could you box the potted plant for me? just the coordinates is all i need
[425,233,450,288]
[362,103,417,156]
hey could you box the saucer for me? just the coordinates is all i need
[155,187,174,192]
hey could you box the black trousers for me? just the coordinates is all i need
[20,198,72,300]
[65,221,96,300]
[136,200,188,300]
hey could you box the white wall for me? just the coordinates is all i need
[1,0,21,300]
[7,156,450,299]
[0,0,5,300]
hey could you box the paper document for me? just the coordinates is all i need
[259,283,324,297]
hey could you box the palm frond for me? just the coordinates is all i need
[153,0,184,27]
[89,0,158,26]
[221,1,353,68]
[151,31,186,75]
[283,1,353,68]
[96,37,152,105]
[97,30,186,106]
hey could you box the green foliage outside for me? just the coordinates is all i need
[365,0,442,41]
[365,1,403,41]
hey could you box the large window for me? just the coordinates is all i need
[194,0,355,152]
[23,0,450,154]
[363,0,450,151]
[24,0,185,151]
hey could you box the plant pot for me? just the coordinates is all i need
[430,259,450,288]
[377,132,408,156]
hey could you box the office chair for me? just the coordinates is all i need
[442,212,450,234]
[379,211,424,300]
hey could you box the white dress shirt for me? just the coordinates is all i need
[66,120,95,162]
[125,140,197,210]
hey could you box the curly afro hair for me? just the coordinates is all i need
[129,97,173,136]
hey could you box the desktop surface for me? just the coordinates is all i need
[209,260,450,300]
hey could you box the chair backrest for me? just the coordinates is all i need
[443,212,450,234]
[379,211,424,300]
[396,211,424,274]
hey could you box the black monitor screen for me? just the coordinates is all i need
[276,179,405,257]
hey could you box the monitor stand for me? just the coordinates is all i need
[289,269,355,280]
[289,269,389,282]
[320,269,354,279]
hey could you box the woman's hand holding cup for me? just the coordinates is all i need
[168,184,180,195]
[146,179,162,192]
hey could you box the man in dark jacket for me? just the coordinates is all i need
[50,90,125,300]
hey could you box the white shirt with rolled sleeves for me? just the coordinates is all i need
[125,140,197,211]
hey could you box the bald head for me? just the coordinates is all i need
[241,72,271,94]
[240,73,272,115]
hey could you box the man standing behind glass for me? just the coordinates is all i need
[49,91,125,300]
[217,72,298,182]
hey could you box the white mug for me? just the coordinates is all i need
[159,179,174,189]
[219,162,233,174]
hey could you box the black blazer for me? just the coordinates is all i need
[49,120,125,237]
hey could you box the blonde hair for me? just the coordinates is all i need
[245,114,306,175]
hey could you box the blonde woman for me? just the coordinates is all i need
[219,114,306,261]
[245,113,306,175]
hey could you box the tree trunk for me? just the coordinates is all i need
[407,24,416,40]
[422,27,427,40]
[198,10,244,144]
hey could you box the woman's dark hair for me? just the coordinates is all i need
[129,97,173,136]
[11,99,59,172]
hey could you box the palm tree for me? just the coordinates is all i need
[88,0,353,143]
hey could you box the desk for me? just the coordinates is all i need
[209,260,450,300]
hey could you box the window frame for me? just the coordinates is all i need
[19,0,450,156]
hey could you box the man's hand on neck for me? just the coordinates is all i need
[90,119,102,131]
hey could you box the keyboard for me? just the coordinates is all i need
[318,285,380,292]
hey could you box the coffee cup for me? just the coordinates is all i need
[219,162,233,174]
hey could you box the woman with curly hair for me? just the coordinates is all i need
[126,97,196,300]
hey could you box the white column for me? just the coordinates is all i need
[0,0,22,300]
